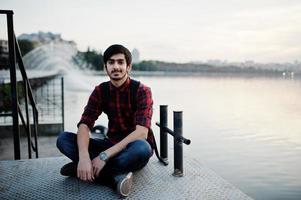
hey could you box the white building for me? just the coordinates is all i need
[131,48,140,64]
[0,39,9,69]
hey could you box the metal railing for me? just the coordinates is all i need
[155,105,191,177]
[0,10,39,159]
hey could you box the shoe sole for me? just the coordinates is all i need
[117,172,133,197]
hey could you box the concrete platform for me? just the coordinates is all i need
[0,156,252,200]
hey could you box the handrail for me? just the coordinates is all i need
[155,122,191,145]
[1,10,39,159]
[15,37,38,111]
[0,10,14,14]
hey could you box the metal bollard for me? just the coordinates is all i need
[173,111,183,177]
[160,105,168,163]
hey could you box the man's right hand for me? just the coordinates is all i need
[77,157,94,182]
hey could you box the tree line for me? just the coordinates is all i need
[15,40,281,74]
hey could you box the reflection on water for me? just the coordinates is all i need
[65,75,301,200]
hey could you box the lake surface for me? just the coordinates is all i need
[64,74,301,200]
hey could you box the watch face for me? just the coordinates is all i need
[99,152,108,161]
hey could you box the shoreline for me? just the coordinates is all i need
[84,70,299,79]
[1,69,299,81]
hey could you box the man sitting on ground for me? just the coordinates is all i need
[56,44,154,197]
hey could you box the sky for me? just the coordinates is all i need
[1,0,301,63]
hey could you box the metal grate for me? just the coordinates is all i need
[0,156,252,200]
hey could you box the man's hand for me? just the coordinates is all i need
[77,157,94,182]
[91,157,106,177]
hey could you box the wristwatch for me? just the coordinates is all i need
[99,151,108,162]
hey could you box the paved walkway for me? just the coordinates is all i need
[0,155,252,200]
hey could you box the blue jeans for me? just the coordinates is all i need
[56,132,152,178]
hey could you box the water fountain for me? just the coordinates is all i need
[22,41,93,91]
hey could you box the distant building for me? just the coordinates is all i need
[0,39,9,69]
[131,48,140,64]
[0,40,8,52]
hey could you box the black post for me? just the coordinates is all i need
[173,111,183,177]
[61,77,65,131]
[7,11,21,160]
[24,82,32,158]
[33,109,39,158]
[53,79,55,119]
[160,105,168,163]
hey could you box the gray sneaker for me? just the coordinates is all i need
[115,172,133,197]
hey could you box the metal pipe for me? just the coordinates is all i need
[7,11,21,160]
[173,111,183,177]
[0,10,14,14]
[47,82,49,113]
[24,82,32,158]
[61,77,65,131]
[52,79,55,119]
[15,37,38,109]
[15,28,39,159]
[33,109,39,158]
[160,105,168,162]
[155,122,191,145]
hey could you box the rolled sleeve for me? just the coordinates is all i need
[77,85,102,130]
[135,84,153,128]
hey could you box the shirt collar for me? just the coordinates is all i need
[110,77,131,92]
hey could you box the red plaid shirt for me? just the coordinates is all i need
[78,77,153,145]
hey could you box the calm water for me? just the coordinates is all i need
[64,74,301,200]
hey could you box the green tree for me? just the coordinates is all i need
[132,60,158,71]
[83,47,104,70]
[17,39,37,56]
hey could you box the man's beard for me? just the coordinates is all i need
[110,70,127,81]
